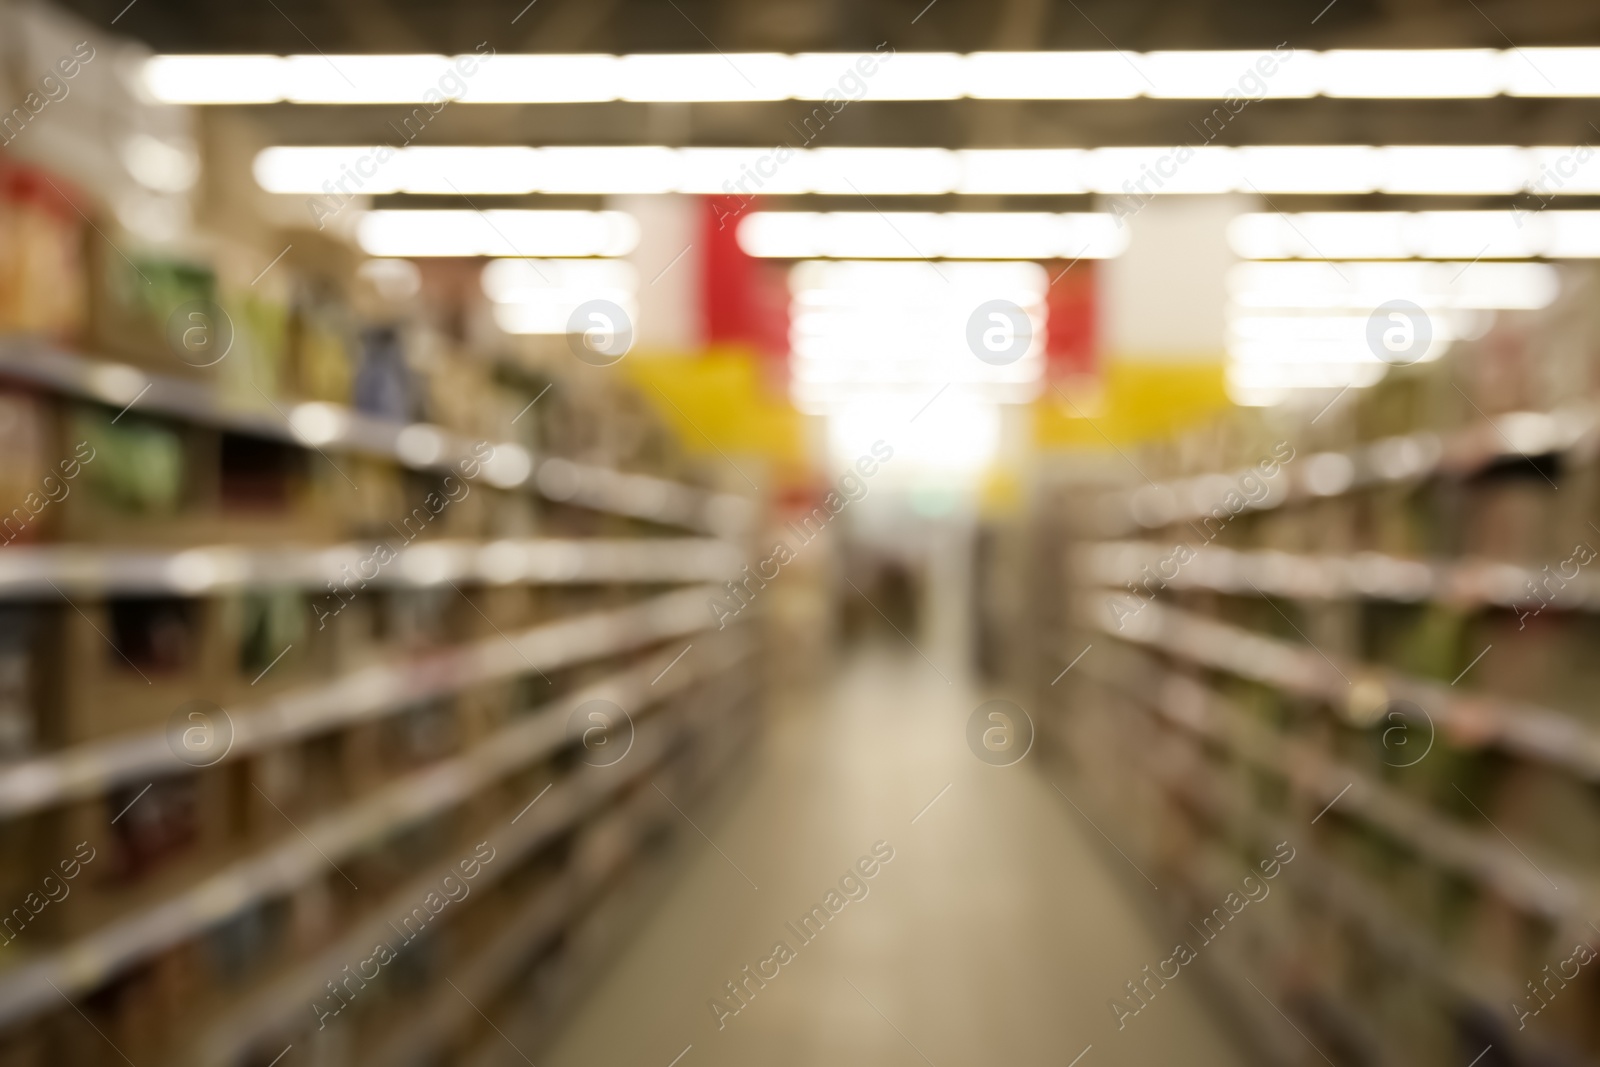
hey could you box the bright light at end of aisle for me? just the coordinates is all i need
[481,259,639,335]
[787,260,1047,410]
[1223,260,1562,406]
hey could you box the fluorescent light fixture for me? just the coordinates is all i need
[737,211,1126,259]
[539,147,682,194]
[1085,146,1240,194]
[283,54,466,104]
[1227,261,1560,311]
[144,55,287,103]
[617,53,791,101]
[1503,48,1600,96]
[1232,146,1382,195]
[805,148,959,194]
[965,52,1144,99]
[819,51,964,100]
[1229,211,1600,260]
[1140,50,1318,99]
[1319,49,1507,98]
[253,145,1597,197]
[957,149,1090,194]
[1379,146,1528,194]
[357,210,639,257]
[149,49,1600,104]
[399,147,538,194]
[470,55,618,103]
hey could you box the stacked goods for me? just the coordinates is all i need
[0,114,760,1067]
[1031,266,1600,1066]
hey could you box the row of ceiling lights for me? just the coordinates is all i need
[356,208,1600,260]
[147,49,1600,103]
[269,145,1600,199]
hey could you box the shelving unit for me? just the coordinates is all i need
[0,210,766,1067]
[1031,275,1600,1067]
[0,338,754,538]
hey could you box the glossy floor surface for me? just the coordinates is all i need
[542,645,1253,1067]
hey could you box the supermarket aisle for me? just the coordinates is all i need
[542,644,1252,1067]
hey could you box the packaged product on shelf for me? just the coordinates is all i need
[59,595,226,742]
[0,160,87,340]
[69,406,186,518]
[86,235,218,374]
[352,324,415,423]
[0,606,38,760]
[232,587,308,693]
[0,388,54,546]
[289,283,355,404]
[215,287,290,412]
[218,433,302,513]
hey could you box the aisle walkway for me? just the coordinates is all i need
[543,647,1252,1067]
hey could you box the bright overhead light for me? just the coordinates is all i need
[737,211,1127,260]
[812,51,964,100]
[806,148,959,194]
[1318,49,1507,97]
[471,55,617,102]
[1379,146,1528,194]
[1503,48,1600,96]
[150,49,1600,104]
[965,52,1144,99]
[282,54,463,104]
[253,145,1592,197]
[356,210,639,257]
[399,147,538,194]
[538,147,683,194]
[144,55,287,103]
[1086,147,1240,193]
[617,54,791,101]
[1226,260,1560,312]
[1232,146,1382,194]
[956,150,1090,194]
[1229,211,1600,260]
[1140,50,1318,99]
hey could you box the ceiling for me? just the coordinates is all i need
[68,0,1600,57]
[68,0,1600,210]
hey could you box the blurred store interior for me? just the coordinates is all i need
[3,0,1600,1063]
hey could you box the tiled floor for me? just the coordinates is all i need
[542,646,1252,1067]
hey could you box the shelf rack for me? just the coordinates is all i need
[1108,405,1596,533]
[187,660,756,1067]
[1067,651,1592,1067]
[1077,560,1600,782]
[0,318,767,1065]
[0,537,740,598]
[0,337,755,537]
[0,631,753,1033]
[0,585,727,819]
